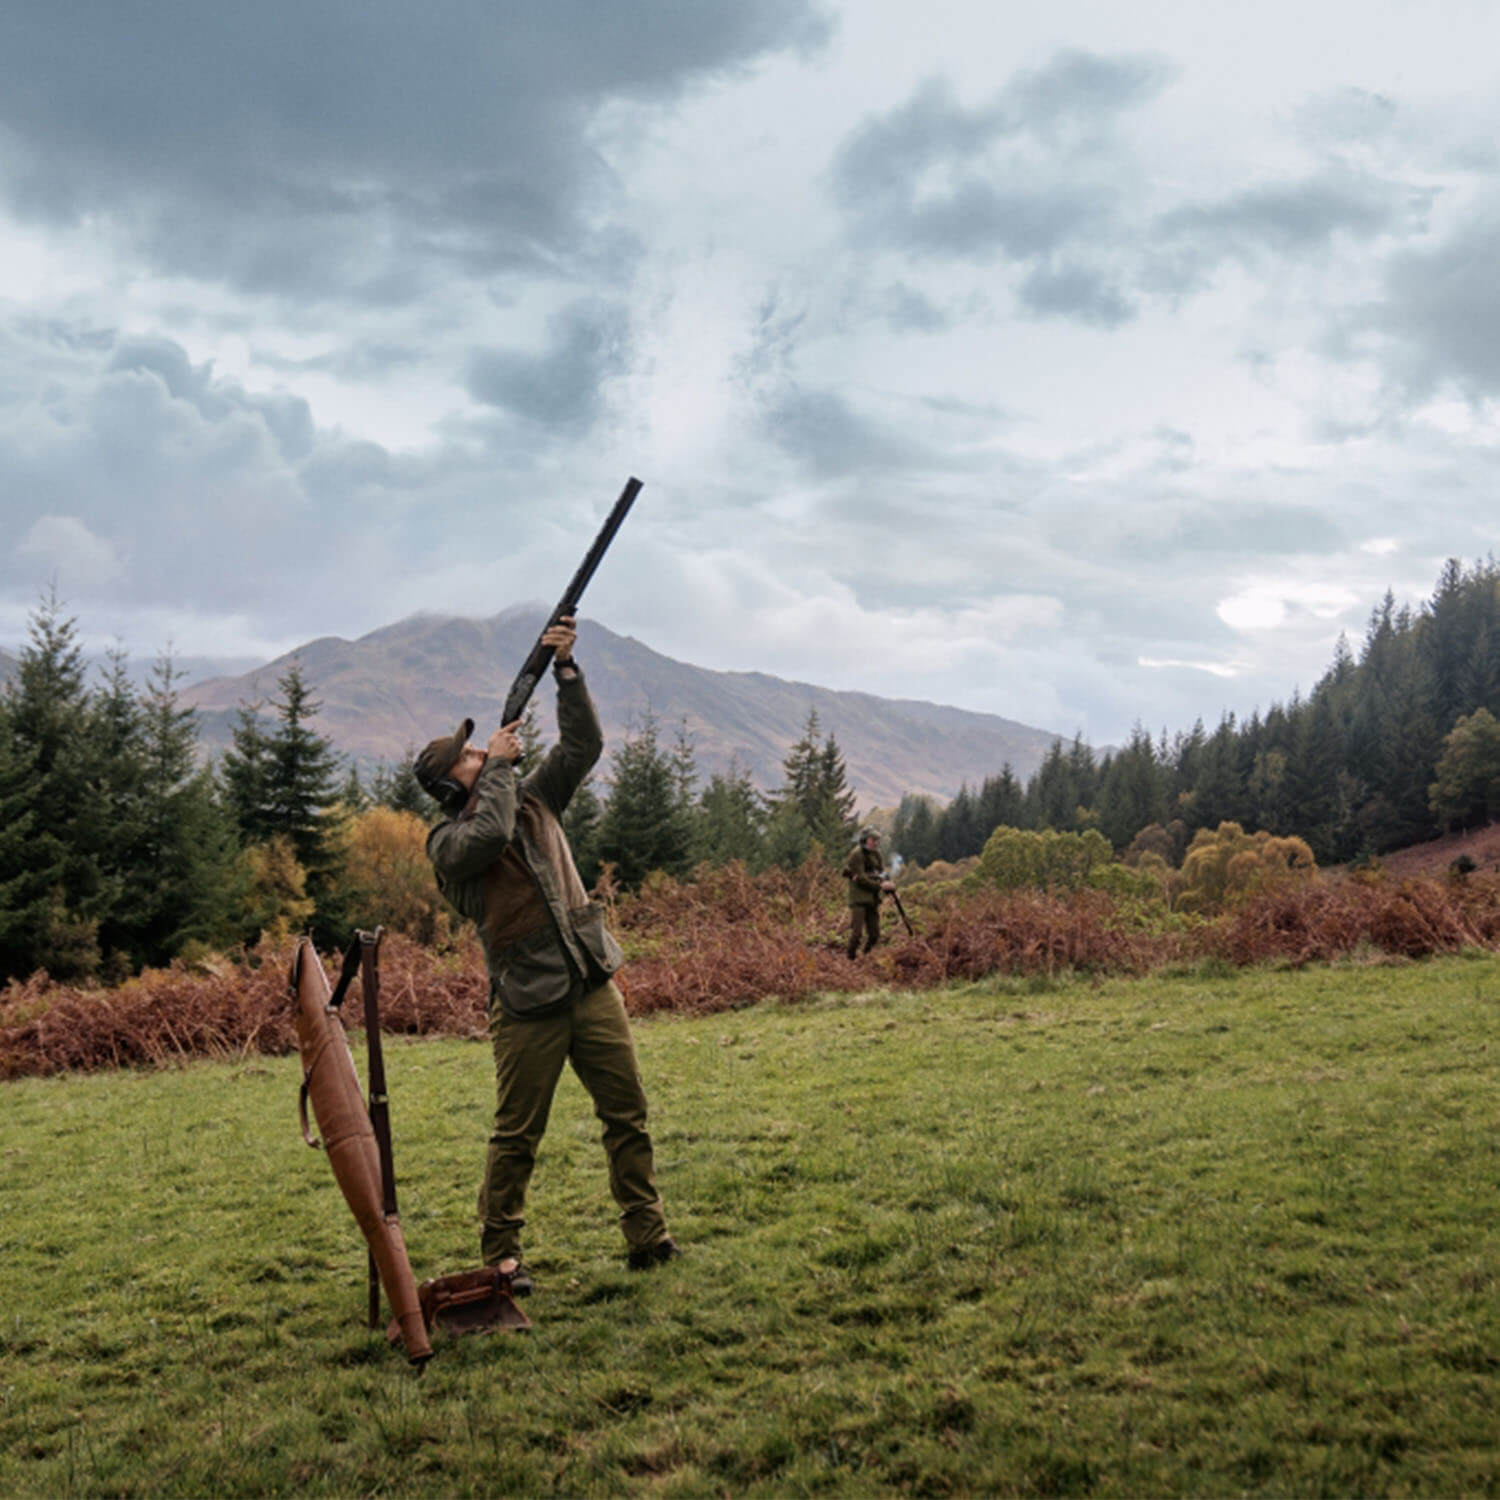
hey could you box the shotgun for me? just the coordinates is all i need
[501,476,643,725]
[886,885,915,936]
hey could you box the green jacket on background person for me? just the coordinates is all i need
[844,840,886,906]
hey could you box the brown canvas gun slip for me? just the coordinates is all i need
[290,932,432,1365]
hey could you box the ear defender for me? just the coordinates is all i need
[433,776,467,810]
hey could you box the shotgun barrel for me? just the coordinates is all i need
[501,476,643,725]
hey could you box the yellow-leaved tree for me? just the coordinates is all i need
[237,834,316,945]
[340,806,454,947]
[1175,822,1315,913]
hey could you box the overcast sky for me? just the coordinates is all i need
[3,0,1499,747]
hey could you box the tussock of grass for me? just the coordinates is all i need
[3,957,1500,1495]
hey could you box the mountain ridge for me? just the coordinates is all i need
[178,611,1064,809]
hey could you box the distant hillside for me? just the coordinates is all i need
[1364,826,1500,881]
[180,610,1063,809]
[0,648,15,688]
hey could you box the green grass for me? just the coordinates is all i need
[3,956,1500,1496]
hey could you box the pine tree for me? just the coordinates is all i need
[937,784,980,861]
[263,665,343,871]
[812,732,858,851]
[771,710,858,855]
[339,763,370,812]
[379,750,431,818]
[221,662,346,943]
[1421,557,1470,734]
[669,717,706,858]
[891,793,938,867]
[1097,725,1169,850]
[134,656,242,962]
[763,798,813,870]
[976,767,1026,840]
[1027,740,1076,830]
[87,648,149,974]
[220,702,273,842]
[1188,715,1244,833]
[697,759,768,868]
[1,593,101,979]
[596,712,694,887]
[562,776,605,888]
[777,711,825,829]
[0,706,61,980]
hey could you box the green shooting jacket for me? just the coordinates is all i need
[844,844,886,907]
[426,665,623,1019]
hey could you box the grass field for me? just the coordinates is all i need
[3,955,1499,1497]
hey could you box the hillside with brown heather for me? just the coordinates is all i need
[179,609,1064,808]
[1363,824,1500,881]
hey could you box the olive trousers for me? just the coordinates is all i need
[479,978,668,1265]
[847,903,880,958]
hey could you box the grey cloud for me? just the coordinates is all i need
[465,300,630,430]
[737,289,810,389]
[830,52,1167,268]
[1152,171,1428,288]
[898,181,1107,260]
[761,387,929,478]
[1293,87,1399,149]
[251,342,424,381]
[108,337,316,461]
[0,323,427,628]
[1017,262,1134,326]
[879,282,949,333]
[1374,207,1500,397]
[1170,501,1345,557]
[1000,49,1176,140]
[0,1,833,300]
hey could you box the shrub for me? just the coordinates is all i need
[971,827,1113,892]
[4,859,1499,1078]
[1176,822,1316,914]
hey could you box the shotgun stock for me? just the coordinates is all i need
[501,476,643,725]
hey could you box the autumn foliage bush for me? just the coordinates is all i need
[3,857,1499,1079]
[1210,872,1500,966]
[0,933,489,1081]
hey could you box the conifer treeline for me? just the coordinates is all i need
[0,590,862,984]
[6,559,1495,986]
[890,559,1500,869]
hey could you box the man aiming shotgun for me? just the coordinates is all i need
[415,479,678,1292]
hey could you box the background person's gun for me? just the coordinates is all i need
[886,884,915,936]
[501,476,643,725]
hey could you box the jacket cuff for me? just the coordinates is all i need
[554,658,582,683]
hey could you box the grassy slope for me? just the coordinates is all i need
[2,957,1499,1497]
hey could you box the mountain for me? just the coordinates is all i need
[179,610,1065,809]
[0,648,16,688]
